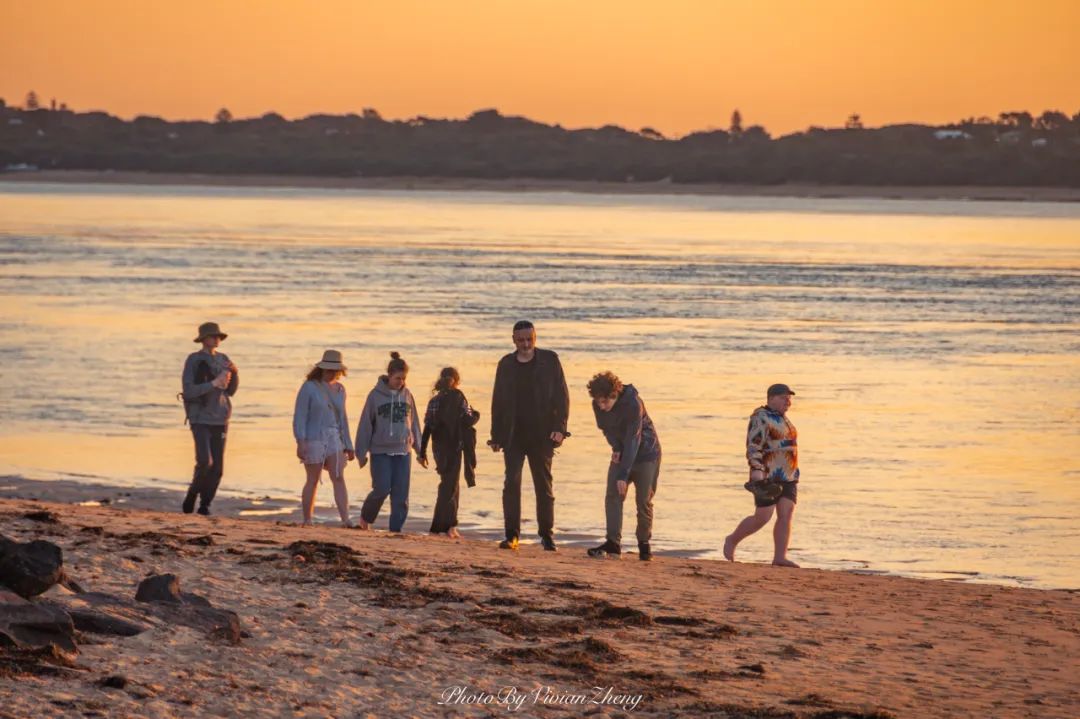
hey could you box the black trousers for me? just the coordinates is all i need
[430,466,461,533]
[502,439,554,540]
[188,423,227,509]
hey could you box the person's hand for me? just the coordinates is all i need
[211,371,231,389]
[750,469,765,482]
[345,449,355,462]
[610,451,621,464]
[550,431,565,446]
[417,455,429,469]
[296,441,307,461]
[616,480,628,499]
[357,456,368,469]
[226,361,238,374]
[489,443,502,453]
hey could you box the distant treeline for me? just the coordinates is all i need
[2,100,1079,187]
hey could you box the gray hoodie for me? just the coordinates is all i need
[354,376,422,458]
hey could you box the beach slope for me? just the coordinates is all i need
[0,498,1076,718]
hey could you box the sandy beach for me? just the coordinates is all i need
[2,170,1080,203]
[1,487,1077,719]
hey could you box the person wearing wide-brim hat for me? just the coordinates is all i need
[180,322,239,516]
[293,349,356,527]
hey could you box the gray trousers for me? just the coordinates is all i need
[605,458,659,547]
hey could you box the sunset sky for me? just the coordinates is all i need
[2,1,1077,137]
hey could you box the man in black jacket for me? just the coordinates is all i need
[489,320,570,551]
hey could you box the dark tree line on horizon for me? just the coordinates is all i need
[1,96,1078,187]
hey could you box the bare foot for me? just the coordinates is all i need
[301,520,313,527]
[341,519,356,529]
[358,518,370,530]
[772,558,800,568]
[448,527,461,539]
[723,535,736,561]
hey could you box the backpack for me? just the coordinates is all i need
[177,359,214,424]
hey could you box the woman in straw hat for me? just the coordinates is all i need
[293,349,356,527]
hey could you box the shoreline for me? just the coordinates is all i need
[3,169,1080,202]
[2,496,1077,717]
[1,474,1070,592]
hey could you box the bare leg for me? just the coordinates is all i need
[330,477,351,527]
[772,497,799,567]
[301,463,322,525]
[724,505,775,561]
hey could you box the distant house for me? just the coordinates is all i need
[998,131,1023,145]
[1031,138,1049,148]
[7,118,22,125]
[933,129,972,140]
[4,163,39,172]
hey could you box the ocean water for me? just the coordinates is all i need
[1,181,1077,589]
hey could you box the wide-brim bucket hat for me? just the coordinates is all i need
[316,349,347,371]
[194,322,228,342]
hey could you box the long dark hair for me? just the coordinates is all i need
[432,367,460,395]
[387,351,408,376]
[307,366,345,382]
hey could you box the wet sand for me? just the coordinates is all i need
[1,490,1077,718]
[3,169,1080,203]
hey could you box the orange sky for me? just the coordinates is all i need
[2,1,1077,137]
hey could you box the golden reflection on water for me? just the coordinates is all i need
[1,185,1078,587]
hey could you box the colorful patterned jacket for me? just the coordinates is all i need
[746,406,799,483]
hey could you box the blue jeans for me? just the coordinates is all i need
[360,454,411,531]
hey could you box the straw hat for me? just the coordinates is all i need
[316,349,347,371]
[194,322,228,342]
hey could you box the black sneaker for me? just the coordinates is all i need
[541,536,557,552]
[587,540,621,558]
[638,543,653,562]
[181,490,197,514]
[197,506,211,516]
[498,537,519,550]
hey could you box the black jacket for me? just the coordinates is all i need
[420,389,480,486]
[592,384,661,481]
[490,348,570,447]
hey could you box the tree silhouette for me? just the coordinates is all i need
[998,111,1033,130]
[639,127,665,140]
[1035,110,1069,131]
[215,107,233,124]
[362,108,382,121]
[730,109,743,135]
[25,91,39,110]
[845,113,864,130]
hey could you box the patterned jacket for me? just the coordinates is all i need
[746,406,799,483]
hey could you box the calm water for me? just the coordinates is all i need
[1,182,1078,589]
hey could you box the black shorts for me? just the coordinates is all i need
[754,481,797,508]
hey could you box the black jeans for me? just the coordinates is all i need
[188,423,227,510]
[502,438,554,540]
[430,467,460,533]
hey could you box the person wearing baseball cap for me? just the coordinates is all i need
[723,383,800,567]
[180,322,239,516]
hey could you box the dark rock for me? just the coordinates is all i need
[66,609,148,637]
[134,573,212,607]
[99,674,128,689]
[129,575,238,642]
[135,574,182,603]
[185,535,214,547]
[0,536,64,598]
[23,511,60,524]
[0,600,77,653]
